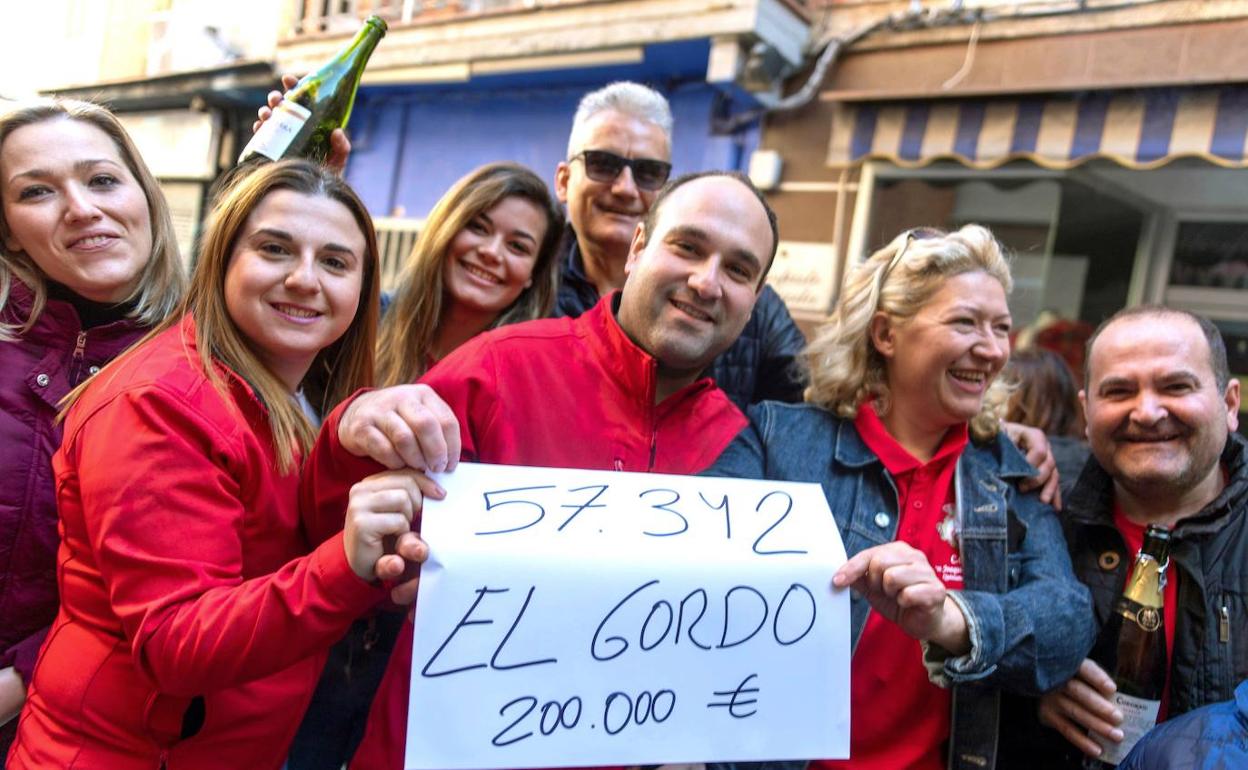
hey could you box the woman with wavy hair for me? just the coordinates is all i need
[9,160,425,770]
[0,98,185,750]
[375,162,563,386]
[706,225,1091,769]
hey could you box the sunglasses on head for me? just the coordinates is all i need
[883,226,944,279]
[570,149,673,191]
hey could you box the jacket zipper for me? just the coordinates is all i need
[71,330,88,383]
[646,365,658,471]
[1220,598,1231,644]
[159,749,169,769]
[647,422,658,471]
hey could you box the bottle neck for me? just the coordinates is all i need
[1122,551,1168,609]
[335,21,384,69]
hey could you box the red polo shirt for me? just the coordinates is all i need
[814,402,968,770]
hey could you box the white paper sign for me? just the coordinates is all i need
[406,462,851,770]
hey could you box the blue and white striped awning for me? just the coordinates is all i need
[828,86,1248,170]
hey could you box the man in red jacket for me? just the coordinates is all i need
[306,170,1062,770]
[305,170,777,769]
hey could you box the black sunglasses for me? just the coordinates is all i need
[569,149,672,191]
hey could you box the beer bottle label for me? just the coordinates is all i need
[1115,596,1162,632]
[1093,692,1161,764]
[239,101,312,162]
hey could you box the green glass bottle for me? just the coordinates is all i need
[239,15,387,164]
[1087,525,1171,768]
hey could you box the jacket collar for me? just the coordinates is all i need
[176,314,274,420]
[582,291,657,405]
[5,277,144,345]
[582,291,723,412]
[1067,432,1248,535]
[831,409,1034,478]
[832,415,881,469]
[560,225,591,285]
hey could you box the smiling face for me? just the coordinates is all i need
[555,109,670,262]
[224,189,366,392]
[441,195,548,320]
[1082,314,1239,499]
[873,270,1012,434]
[1,117,153,302]
[616,175,773,393]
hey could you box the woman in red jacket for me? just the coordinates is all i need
[8,160,424,770]
[0,98,186,753]
[290,161,564,768]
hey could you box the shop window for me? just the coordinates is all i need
[865,173,1144,331]
[1170,222,1248,289]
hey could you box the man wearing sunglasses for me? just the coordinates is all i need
[553,81,808,411]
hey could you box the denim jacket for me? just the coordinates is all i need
[704,402,1094,770]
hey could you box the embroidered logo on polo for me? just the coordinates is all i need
[935,503,963,586]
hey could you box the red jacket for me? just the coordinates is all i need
[304,295,747,770]
[8,317,385,770]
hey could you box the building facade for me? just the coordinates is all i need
[756,0,1248,429]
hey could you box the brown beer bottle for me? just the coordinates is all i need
[238,15,387,164]
[1087,525,1171,767]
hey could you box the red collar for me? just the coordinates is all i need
[583,291,720,411]
[854,400,969,476]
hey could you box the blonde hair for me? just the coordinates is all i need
[0,98,184,340]
[65,160,379,472]
[375,162,562,387]
[805,224,1013,442]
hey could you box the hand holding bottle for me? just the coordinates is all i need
[240,14,384,167]
[833,540,971,654]
[1038,658,1124,759]
[253,75,352,174]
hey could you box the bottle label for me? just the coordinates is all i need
[1115,596,1163,632]
[238,100,312,162]
[1093,692,1160,764]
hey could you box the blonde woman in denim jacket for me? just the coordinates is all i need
[705,225,1093,770]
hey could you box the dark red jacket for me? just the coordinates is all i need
[304,295,747,770]
[8,317,385,770]
[0,281,147,688]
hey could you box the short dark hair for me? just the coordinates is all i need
[640,170,780,285]
[1085,305,1231,391]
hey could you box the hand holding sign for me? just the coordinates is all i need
[337,385,461,473]
[406,463,851,770]
[342,469,428,582]
[833,541,970,655]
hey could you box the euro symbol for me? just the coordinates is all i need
[706,673,760,718]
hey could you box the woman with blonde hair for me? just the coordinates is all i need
[375,161,563,386]
[9,160,427,769]
[0,98,185,750]
[706,225,1091,769]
